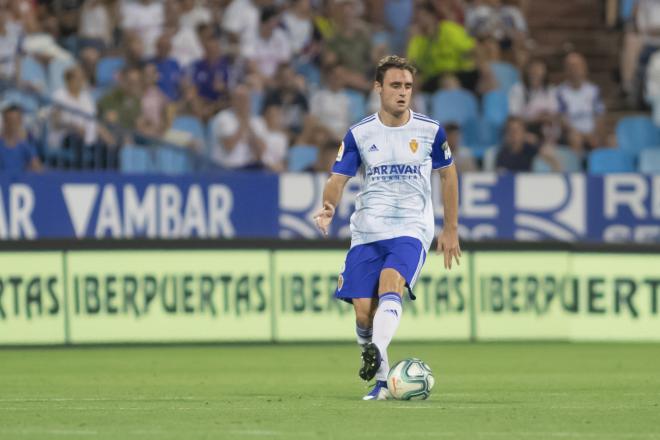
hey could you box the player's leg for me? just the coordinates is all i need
[353,297,377,349]
[372,237,426,384]
[371,268,406,383]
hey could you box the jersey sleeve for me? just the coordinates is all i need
[431,126,453,169]
[332,130,361,176]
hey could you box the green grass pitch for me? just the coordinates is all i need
[1,343,659,440]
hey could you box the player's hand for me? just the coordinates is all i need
[313,202,335,237]
[436,228,461,270]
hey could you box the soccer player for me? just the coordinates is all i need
[314,55,461,400]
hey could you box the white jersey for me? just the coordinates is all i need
[332,110,453,251]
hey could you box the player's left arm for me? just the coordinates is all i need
[430,125,461,269]
[436,164,461,269]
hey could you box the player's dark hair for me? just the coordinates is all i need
[375,55,416,85]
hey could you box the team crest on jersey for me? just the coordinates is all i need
[336,142,344,161]
[409,139,418,153]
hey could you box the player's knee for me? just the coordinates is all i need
[378,268,406,295]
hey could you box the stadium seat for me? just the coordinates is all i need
[295,62,320,89]
[155,147,193,174]
[288,144,318,171]
[588,148,636,174]
[96,57,125,88]
[638,148,660,173]
[20,56,48,93]
[490,62,520,93]
[48,58,76,95]
[120,144,152,173]
[345,89,367,124]
[615,115,660,153]
[482,90,509,128]
[171,115,206,149]
[430,89,479,126]
[620,0,637,22]
[532,147,582,173]
[462,117,500,159]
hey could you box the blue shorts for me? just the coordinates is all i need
[335,236,426,303]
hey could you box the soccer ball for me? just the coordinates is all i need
[387,358,435,400]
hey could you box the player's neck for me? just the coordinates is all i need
[378,108,411,127]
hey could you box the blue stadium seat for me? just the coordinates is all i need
[96,57,125,88]
[171,115,206,149]
[588,148,636,174]
[532,147,582,173]
[120,145,152,173]
[482,90,509,128]
[288,144,318,171]
[430,89,479,126]
[490,62,520,93]
[345,89,367,124]
[638,148,660,173]
[48,58,76,95]
[462,117,500,159]
[615,115,660,153]
[20,56,48,93]
[295,62,320,89]
[155,147,193,174]
[620,0,637,22]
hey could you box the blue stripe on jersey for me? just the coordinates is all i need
[413,112,440,124]
[413,116,440,126]
[350,115,376,130]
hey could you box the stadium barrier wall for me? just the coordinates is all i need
[1,172,659,243]
[1,241,658,345]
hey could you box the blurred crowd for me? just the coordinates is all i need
[0,0,616,174]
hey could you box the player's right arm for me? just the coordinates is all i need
[314,174,350,236]
[314,130,362,236]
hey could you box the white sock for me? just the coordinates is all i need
[372,292,402,381]
[356,322,372,348]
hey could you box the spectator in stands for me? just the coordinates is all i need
[119,0,164,58]
[282,0,315,57]
[221,0,259,52]
[252,102,288,172]
[98,64,144,132]
[465,0,527,47]
[445,123,477,173]
[167,3,203,68]
[78,40,101,87]
[210,84,274,169]
[150,33,183,102]
[309,63,351,140]
[508,59,559,138]
[556,52,606,153]
[0,9,22,80]
[187,31,231,120]
[50,65,97,167]
[0,104,42,172]
[79,0,116,48]
[304,137,341,173]
[263,63,309,140]
[139,63,175,139]
[243,7,293,86]
[178,0,212,31]
[496,116,560,172]
[407,3,478,92]
[122,29,146,67]
[621,0,660,101]
[323,0,374,92]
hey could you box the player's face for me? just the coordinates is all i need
[376,68,413,117]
